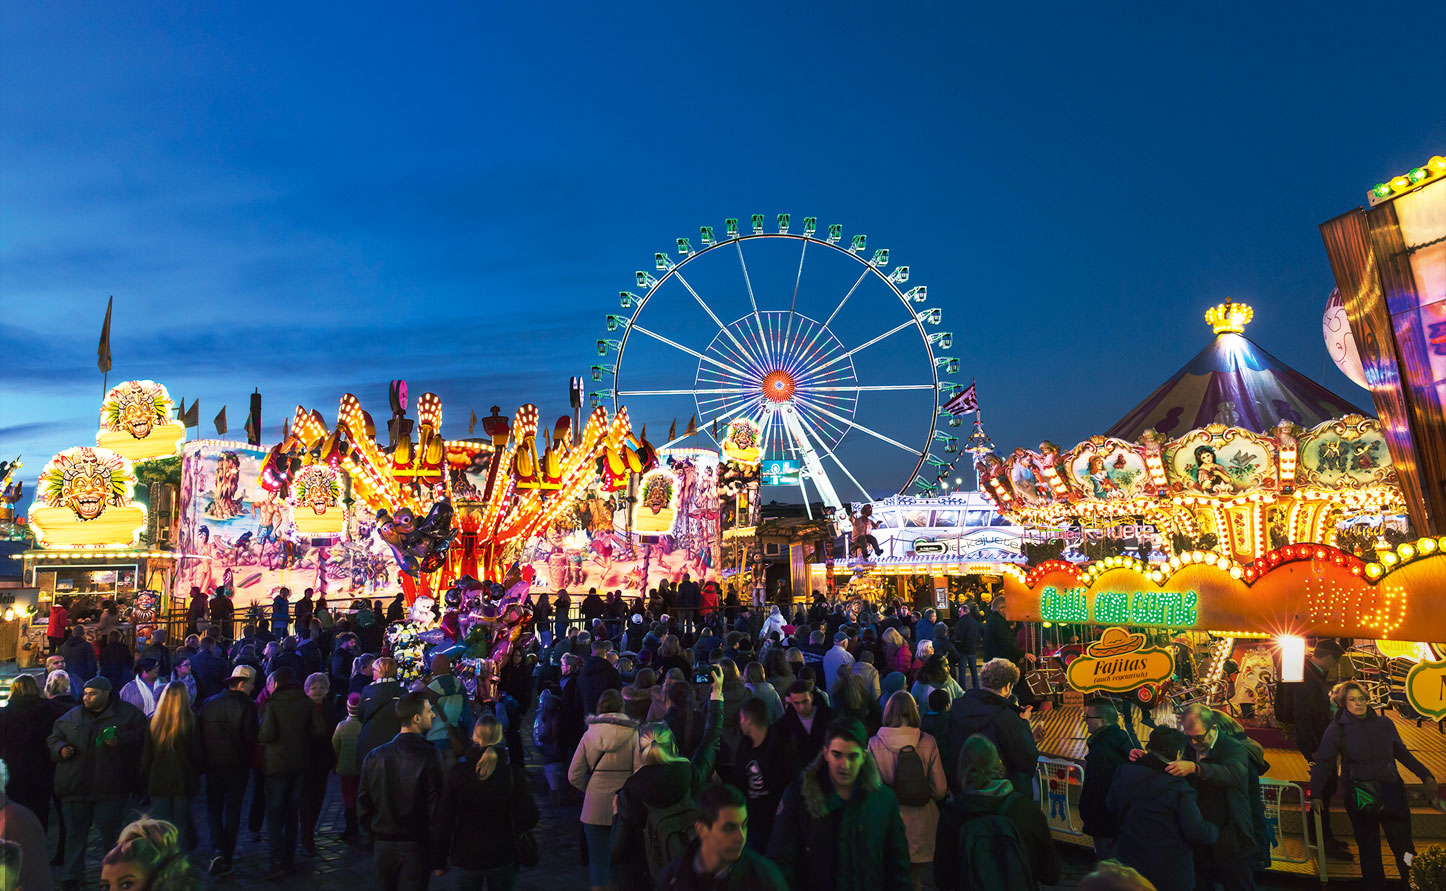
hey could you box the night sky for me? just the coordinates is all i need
[3,4,1443,502]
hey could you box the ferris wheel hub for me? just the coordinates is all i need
[761,370,797,403]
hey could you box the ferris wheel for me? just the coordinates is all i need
[593,215,959,514]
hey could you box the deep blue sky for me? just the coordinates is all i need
[3,4,1443,500]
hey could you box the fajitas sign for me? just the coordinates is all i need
[1065,626,1176,694]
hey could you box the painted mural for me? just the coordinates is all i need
[1165,427,1276,497]
[174,442,401,607]
[1065,438,1152,501]
[518,448,720,594]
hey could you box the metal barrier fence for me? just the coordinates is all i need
[1036,756,1087,837]
[1258,776,1325,880]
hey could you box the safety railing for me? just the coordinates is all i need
[1258,776,1326,881]
[1036,756,1086,837]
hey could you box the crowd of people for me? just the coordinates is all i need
[0,587,1437,890]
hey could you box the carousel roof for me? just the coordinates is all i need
[1105,302,1370,441]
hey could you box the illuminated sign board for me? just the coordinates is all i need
[1066,627,1177,693]
[1039,585,1199,627]
[761,458,801,486]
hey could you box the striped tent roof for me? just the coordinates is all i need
[1104,316,1370,442]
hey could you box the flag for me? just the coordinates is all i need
[639,423,647,442]
[468,410,477,435]
[214,406,227,435]
[668,419,676,441]
[685,414,697,436]
[244,409,259,444]
[182,400,199,428]
[97,296,114,374]
[945,382,978,416]
[176,397,186,422]
[712,417,718,439]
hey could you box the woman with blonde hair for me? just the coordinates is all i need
[611,666,724,891]
[870,690,948,891]
[744,660,784,723]
[435,714,535,888]
[141,682,204,851]
[102,817,200,890]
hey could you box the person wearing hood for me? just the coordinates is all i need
[1311,681,1438,886]
[610,665,724,891]
[945,658,1038,797]
[852,650,883,700]
[1078,698,1134,859]
[578,638,623,716]
[879,670,908,712]
[761,605,787,641]
[1108,725,1219,891]
[569,688,640,891]
[655,782,788,891]
[934,734,1058,891]
[768,717,910,891]
[870,692,948,891]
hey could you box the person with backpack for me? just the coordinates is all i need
[610,666,724,891]
[767,717,911,891]
[945,657,1039,797]
[1108,726,1219,891]
[869,691,948,891]
[654,782,788,891]
[934,734,1059,891]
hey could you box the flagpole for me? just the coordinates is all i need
[973,379,983,493]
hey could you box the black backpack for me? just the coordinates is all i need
[643,795,697,878]
[891,745,933,807]
[958,793,1035,890]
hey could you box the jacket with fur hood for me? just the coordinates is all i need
[766,746,911,891]
[568,712,639,825]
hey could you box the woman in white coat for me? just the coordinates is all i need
[869,690,949,891]
[568,688,639,891]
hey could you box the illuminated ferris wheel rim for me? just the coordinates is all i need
[598,221,956,498]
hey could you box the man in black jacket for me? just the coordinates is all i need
[1291,639,1351,859]
[952,603,981,689]
[777,680,836,765]
[258,667,325,879]
[656,782,788,890]
[1173,705,1260,891]
[59,625,97,684]
[359,692,444,891]
[730,698,800,851]
[1079,698,1134,859]
[576,638,622,716]
[190,636,230,703]
[945,657,1039,796]
[200,665,260,876]
[982,597,1038,706]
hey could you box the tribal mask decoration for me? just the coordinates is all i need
[38,447,134,521]
[101,380,172,440]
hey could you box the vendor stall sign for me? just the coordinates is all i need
[288,464,347,536]
[1066,627,1176,693]
[1039,585,1198,627]
[1406,658,1446,721]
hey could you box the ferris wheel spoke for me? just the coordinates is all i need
[779,318,818,378]
[794,395,853,443]
[797,318,916,383]
[792,409,873,501]
[784,238,808,349]
[805,399,923,457]
[820,266,873,331]
[735,241,770,366]
[809,384,938,392]
[673,267,768,371]
[617,387,753,397]
[630,323,753,382]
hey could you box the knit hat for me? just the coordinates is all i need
[347,692,361,716]
[83,676,112,692]
[631,614,642,625]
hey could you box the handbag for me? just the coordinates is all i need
[1340,725,1386,814]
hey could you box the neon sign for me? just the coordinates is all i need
[1039,584,1198,627]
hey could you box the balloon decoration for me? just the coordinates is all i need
[376,497,457,577]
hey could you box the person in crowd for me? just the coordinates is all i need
[47,665,80,713]
[612,666,724,890]
[768,717,910,890]
[209,586,235,640]
[299,672,336,856]
[1108,725,1218,891]
[654,782,788,890]
[1291,639,1352,859]
[97,631,133,691]
[186,585,207,636]
[142,681,204,847]
[49,676,147,891]
[915,609,937,649]
[271,587,291,638]
[831,664,882,731]
[1311,680,1438,886]
[349,653,375,699]
[946,657,1038,796]
[359,692,444,891]
[330,632,360,691]
[730,697,800,853]
[0,675,56,832]
[385,592,406,625]
[870,691,948,891]
[852,650,882,700]
[331,692,364,840]
[60,625,97,685]
[1172,704,1260,890]
[101,817,200,891]
[823,632,855,690]
[47,653,83,702]
[0,760,50,891]
[294,588,315,632]
[357,657,404,765]
[743,661,784,724]
[919,688,951,761]
[935,734,1059,891]
[779,679,837,765]
[577,638,623,717]
[48,596,71,655]
[434,713,533,889]
[567,688,639,891]
[622,667,658,722]
[982,598,1036,706]
[879,670,907,712]
[200,665,259,876]
[547,652,586,802]
[139,629,172,679]
[270,638,306,680]
[426,653,475,757]
[1079,698,1134,860]
[910,654,964,707]
[190,636,228,703]
[257,667,325,880]
[119,657,162,717]
[171,656,198,705]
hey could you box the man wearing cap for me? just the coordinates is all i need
[48,676,147,891]
[200,664,260,876]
